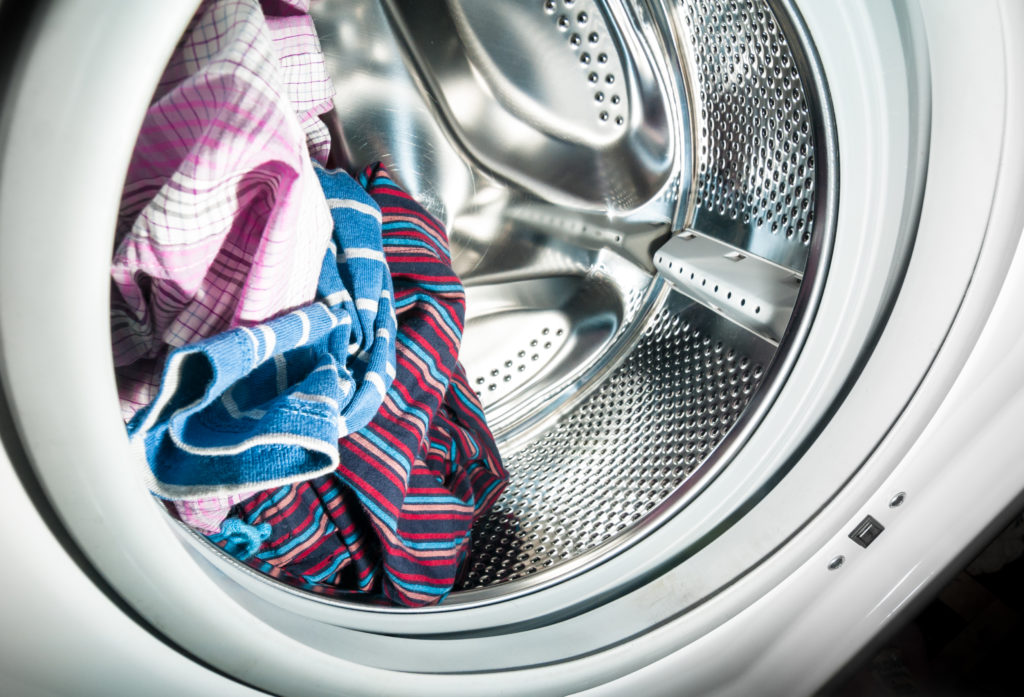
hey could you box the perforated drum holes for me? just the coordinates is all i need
[460,304,768,589]
[470,323,569,403]
[541,0,623,126]
[680,0,817,264]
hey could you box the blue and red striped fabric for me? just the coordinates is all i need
[213,163,506,606]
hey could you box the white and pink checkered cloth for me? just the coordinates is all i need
[111,0,337,533]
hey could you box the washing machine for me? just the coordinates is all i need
[3,0,1024,695]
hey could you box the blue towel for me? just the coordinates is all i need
[128,165,397,500]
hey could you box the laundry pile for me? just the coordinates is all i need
[111,0,506,606]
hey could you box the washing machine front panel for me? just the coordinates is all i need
[2,0,1024,695]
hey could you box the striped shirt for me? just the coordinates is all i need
[214,164,507,606]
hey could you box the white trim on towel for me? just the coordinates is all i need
[325,198,382,222]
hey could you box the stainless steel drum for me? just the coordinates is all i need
[192,0,835,603]
[308,0,834,600]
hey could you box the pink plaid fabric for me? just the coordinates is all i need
[266,14,334,164]
[172,494,251,534]
[111,0,338,533]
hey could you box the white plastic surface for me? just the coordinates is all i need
[0,442,261,697]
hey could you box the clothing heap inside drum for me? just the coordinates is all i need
[111,0,826,606]
[112,0,505,606]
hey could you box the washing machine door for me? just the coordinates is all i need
[3,1,1024,695]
